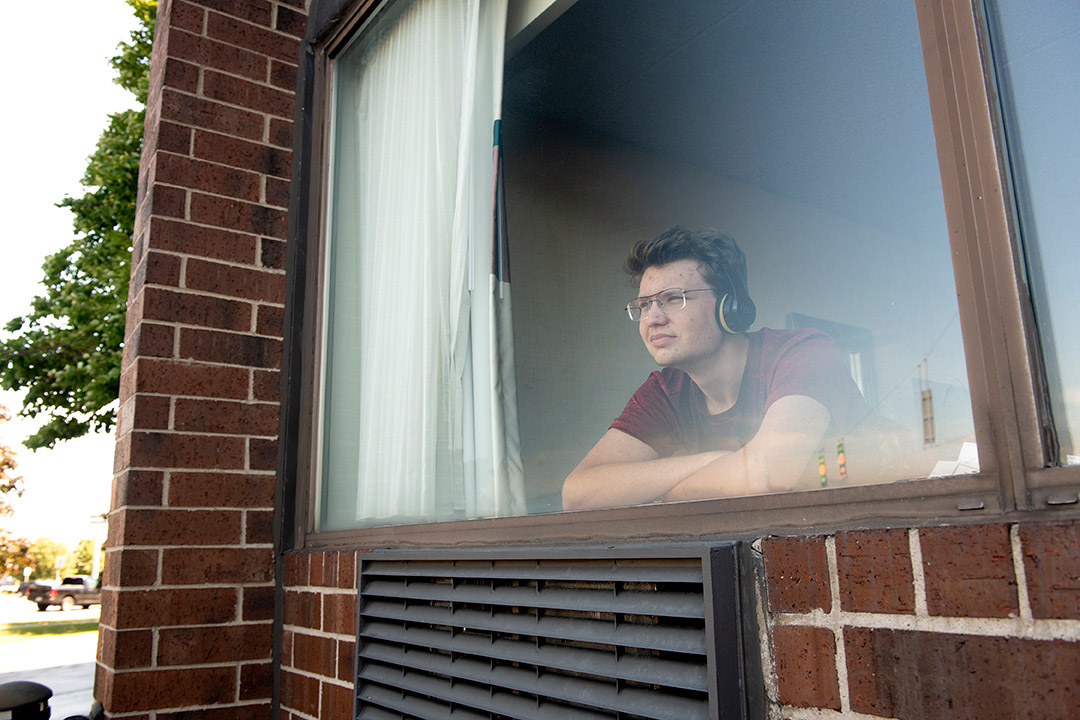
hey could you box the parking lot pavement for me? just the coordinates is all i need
[0,592,99,718]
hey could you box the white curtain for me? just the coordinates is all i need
[322,0,523,525]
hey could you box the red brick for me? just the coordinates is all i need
[186,257,286,303]
[920,524,1018,617]
[270,59,297,90]
[265,176,290,208]
[127,394,170,432]
[293,631,336,677]
[130,322,176,362]
[249,437,278,470]
[151,184,187,219]
[246,509,274,544]
[338,552,356,590]
[844,626,1080,719]
[323,593,356,636]
[127,430,247,470]
[320,553,340,588]
[283,552,308,587]
[135,250,183,287]
[111,470,165,509]
[169,0,205,34]
[268,118,293,148]
[173,398,279,435]
[337,639,355,682]
[109,666,236,711]
[321,681,354,720]
[162,57,200,94]
[132,357,249,399]
[158,121,193,155]
[156,151,262,202]
[104,548,159,588]
[207,12,301,62]
[149,217,259,264]
[835,529,914,614]
[275,6,306,38]
[98,627,154,670]
[256,303,284,336]
[157,623,272,665]
[1019,520,1080,619]
[252,369,280,402]
[772,625,840,710]
[170,28,268,81]
[240,661,274,701]
[169,471,275,508]
[162,546,274,584]
[112,587,237,629]
[309,552,324,586]
[179,327,282,368]
[160,87,265,141]
[761,536,831,613]
[260,238,286,269]
[280,670,320,718]
[143,286,254,332]
[203,70,295,118]
[115,507,242,546]
[284,590,322,630]
[203,0,273,28]
[189,191,288,238]
[194,130,292,178]
[243,584,276,622]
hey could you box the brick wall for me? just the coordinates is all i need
[279,551,358,720]
[760,520,1080,719]
[98,0,307,716]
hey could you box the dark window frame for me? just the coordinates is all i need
[278,0,1080,553]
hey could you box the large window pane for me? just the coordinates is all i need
[504,0,976,511]
[986,0,1080,465]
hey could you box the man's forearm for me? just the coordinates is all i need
[562,451,725,511]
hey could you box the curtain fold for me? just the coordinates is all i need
[322,0,522,525]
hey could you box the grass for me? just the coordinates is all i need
[0,619,99,640]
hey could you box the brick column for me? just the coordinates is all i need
[98,1,307,716]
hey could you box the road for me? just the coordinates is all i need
[0,592,99,718]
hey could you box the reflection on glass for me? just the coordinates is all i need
[504,0,976,511]
[986,0,1080,464]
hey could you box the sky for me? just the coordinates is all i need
[0,0,141,549]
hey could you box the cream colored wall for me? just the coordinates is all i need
[504,117,972,511]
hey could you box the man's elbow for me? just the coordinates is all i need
[561,473,589,511]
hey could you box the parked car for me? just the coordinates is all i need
[0,575,18,593]
[26,575,101,611]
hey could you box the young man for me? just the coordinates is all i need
[562,226,869,511]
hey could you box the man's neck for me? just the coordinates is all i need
[684,332,750,415]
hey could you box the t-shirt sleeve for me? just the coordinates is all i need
[764,331,869,432]
[609,371,681,457]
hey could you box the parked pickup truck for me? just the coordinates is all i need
[26,575,102,611]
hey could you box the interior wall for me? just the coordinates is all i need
[504,116,974,511]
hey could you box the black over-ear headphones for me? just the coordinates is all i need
[714,262,756,334]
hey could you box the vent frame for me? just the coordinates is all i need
[352,543,759,720]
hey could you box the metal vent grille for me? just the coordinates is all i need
[354,546,748,720]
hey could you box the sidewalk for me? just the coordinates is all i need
[0,593,99,718]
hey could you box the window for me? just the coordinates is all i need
[985,0,1080,467]
[283,0,1078,544]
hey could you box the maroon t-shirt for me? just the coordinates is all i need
[610,328,868,457]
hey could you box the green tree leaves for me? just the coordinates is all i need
[0,1,155,449]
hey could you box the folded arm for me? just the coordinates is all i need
[562,395,831,511]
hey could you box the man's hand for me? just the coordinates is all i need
[562,395,830,510]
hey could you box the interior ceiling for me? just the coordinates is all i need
[503,0,940,237]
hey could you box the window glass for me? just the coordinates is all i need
[316,0,977,530]
[504,0,975,512]
[986,0,1080,465]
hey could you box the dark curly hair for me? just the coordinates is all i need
[625,226,748,296]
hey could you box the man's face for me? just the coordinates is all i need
[636,259,722,372]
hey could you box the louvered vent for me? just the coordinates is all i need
[354,546,749,720]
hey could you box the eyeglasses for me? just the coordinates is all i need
[625,288,713,321]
